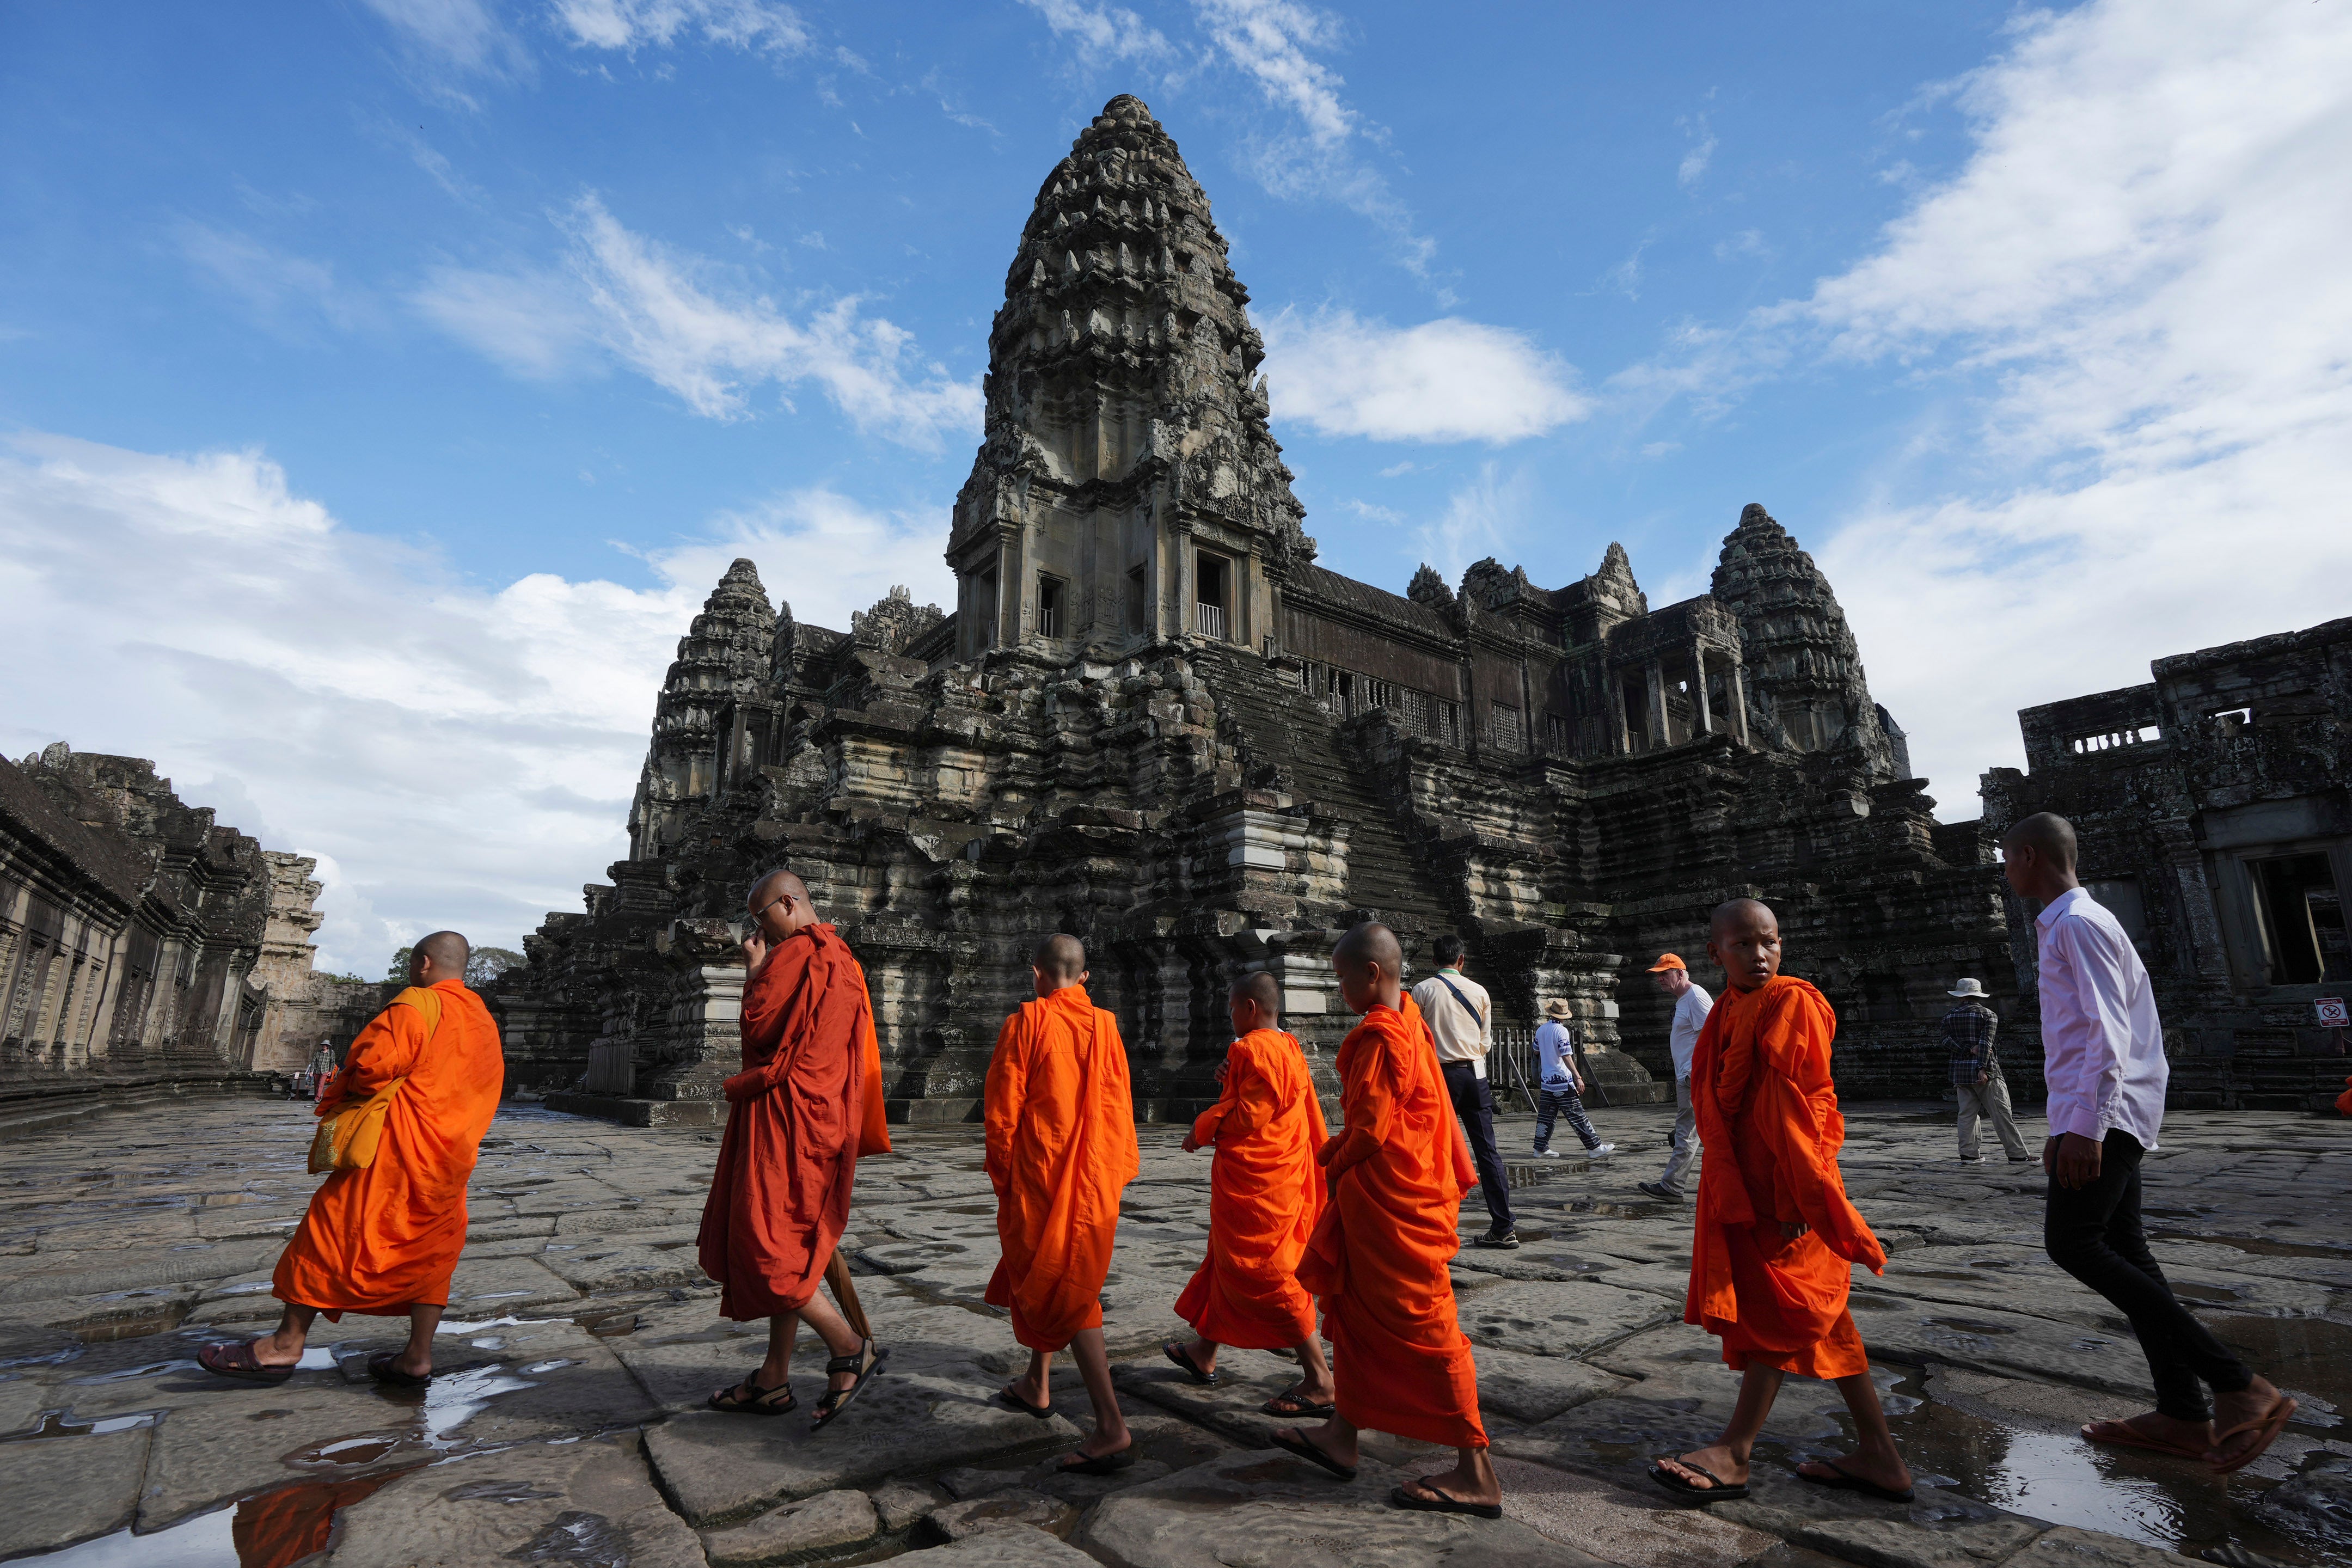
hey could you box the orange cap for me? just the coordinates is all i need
[1646,953,1687,972]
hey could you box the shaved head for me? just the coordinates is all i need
[2000,812,2078,871]
[416,930,469,971]
[1710,897,1775,939]
[1230,971,1282,1012]
[1334,922,1401,973]
[1033,933,1087,982]
[748,867,808,909]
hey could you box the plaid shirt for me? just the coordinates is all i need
[1944,1002,2000,1085]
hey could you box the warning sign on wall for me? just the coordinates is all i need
[2318,997,2350,1028]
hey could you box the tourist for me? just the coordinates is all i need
[1275,922,1503,1518]
[198,931,504,1387]
[1943,977,2030,1165]
[1531,998,1613,1160]
[1650,899,1914,1505]
[1410,934,1517,1250]
[2001,813,2296,1473]
[985,934,1142,1474]
[1164,971,1337,1419]
[1637,954,1709,1202]
[698,869,889,1427]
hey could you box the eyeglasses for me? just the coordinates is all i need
[748,891,797,922]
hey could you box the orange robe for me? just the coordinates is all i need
[1298,996,1486,1449]
[699,922,890,1319]
[1174,1028,1330,1349]
[1686,975,1885,1379]
[984,984,1139,1351]
[2336,1074,2351,1117]
[274,980,504,1315]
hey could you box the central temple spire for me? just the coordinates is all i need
[947,95,1310,659]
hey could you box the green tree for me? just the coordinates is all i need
[383,946,413,983]
[468,947,526,987]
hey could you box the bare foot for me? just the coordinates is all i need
[1400,1450,1500,1508]
[2081,1408,2215,1457]
[1008,1368,1050,1409]
[248,1333,304,1369]
[1060,1426,1132,1467]
[1183,1337,1219,1379]
[2207,1377,2294,1471]
[390,1346,433,1379]
[1274,1423,1358,1469]
[1797,1451,1913,1494]
[1656,1443,1748,1491]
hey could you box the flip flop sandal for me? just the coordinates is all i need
[1648,1459,1750,1502]
[198,1340,296,1385]
[2207,1395,2297,1475]
[1389,1481,1503,1519]
[2081,1418,2211,1462]
[1268,1426,1357,1481]
[1262,1385,1336,1418]
[996,1383,1054,1420]
[1058,1449,1135,1476]
[366,1351,432,1389]
[1162,1340,1221,1386]
[811,1338,887,1430]
[1798,1458,1914,1503]
[708,1375,797,1416]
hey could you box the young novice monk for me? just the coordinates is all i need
[1652,898,1913,1504]
[986,934,1142,1473]
[1165,971,1337,1417]
[1276,922,1502,1519]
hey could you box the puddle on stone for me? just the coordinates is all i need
[2154,1233,2352,1263]
[1845,1365,2326,1564]
[0,1408,164,1442]
[2210,1314,2352,1429]
[15,1466,415,1566]
[68,1358,199,1383]
[1925,1317,2018,1337]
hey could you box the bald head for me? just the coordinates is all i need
[1706,898,1782,994]
[1231,970,1282,1013]
[1332,921,1403,1016]
[2000,812,2077,869]
[412,930,469,986]
[1033,933,1087,987]
[1710,897,1775,939]
[746,867,816,941]
[1999,811,2081,903]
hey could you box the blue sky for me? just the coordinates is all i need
[5,1,2349,974]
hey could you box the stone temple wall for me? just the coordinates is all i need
[1982,614,2352,1111]
[503,96,2025,1126]
[0,744,359,1111]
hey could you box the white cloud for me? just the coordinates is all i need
[175,223,373,335]
[1677,0,2352,815]
[0,433,951,974]
[1676,116,1716,187]
[358,0,531,84]
[1415,462,1532,581]
[413,193,981,446]
[1016,0,1174,68]
[549,0,808,55]
[1260,307,1589,443]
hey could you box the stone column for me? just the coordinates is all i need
[1730,660,1751,744]
[1175,522,1197,638]
[1646,660,1669,750]
[1694,645,1713,734]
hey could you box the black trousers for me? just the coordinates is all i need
[1441,1059,1514,1234]
[2043,1129,2251,1421]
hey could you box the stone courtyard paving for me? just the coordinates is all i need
[0,1095,2347,1567]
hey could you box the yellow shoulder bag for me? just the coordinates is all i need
[307,987,444,1174]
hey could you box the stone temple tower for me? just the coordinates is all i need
[627,559,776,861]
[948,94,1313,660]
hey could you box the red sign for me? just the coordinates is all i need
[2318,997,2349,1028]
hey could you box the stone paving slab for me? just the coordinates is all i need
[1079,1446,1612,1567]
[0,1426,149,1557]
[2,1096,2347,1567]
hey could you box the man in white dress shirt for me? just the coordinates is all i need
[1636,954,1708,1202]
[1411,934,1517,1250]
[2003,812,2294,1474]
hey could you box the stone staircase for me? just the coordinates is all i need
[1186,642,1456,938]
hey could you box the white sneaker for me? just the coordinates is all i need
[1533,1147,1562,1159]
[1586,1143,1615,1156]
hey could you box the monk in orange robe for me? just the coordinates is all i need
[700,868,891,1425]
[1651,898,1913,1504]
[199,930,504,1387]
[987,933,1141,1473]
[1276,922,1502,1519]
[1166,971,1336,1417]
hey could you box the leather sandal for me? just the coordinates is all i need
[198,1339,296,1385]
[811,1337,886,1430]
[709,1376,796,1415]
